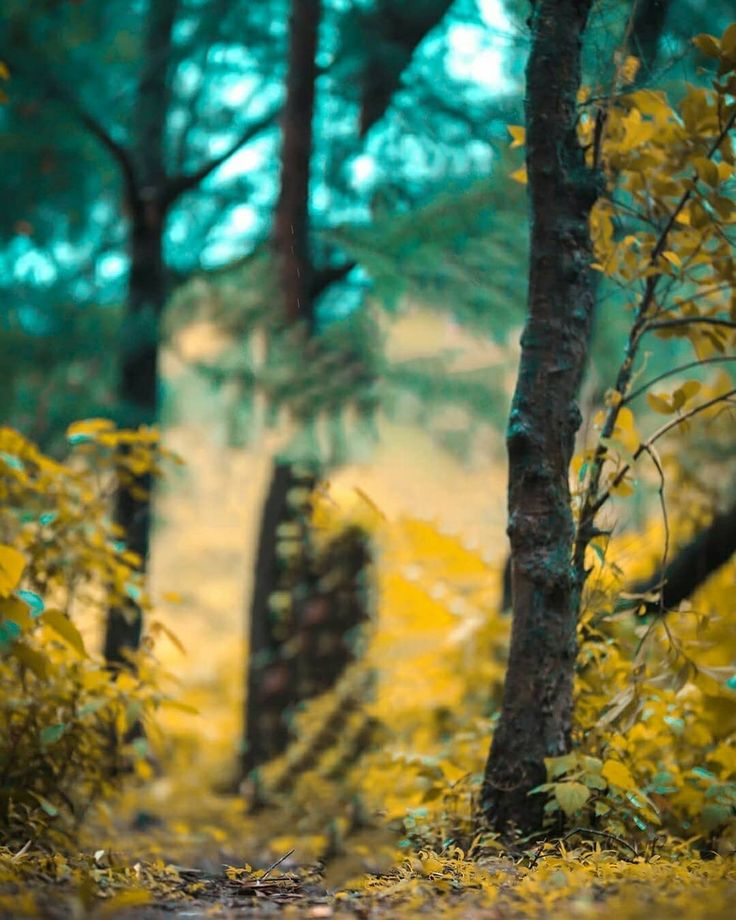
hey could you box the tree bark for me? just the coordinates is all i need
[104,0,177,666]
[480,0,597,837]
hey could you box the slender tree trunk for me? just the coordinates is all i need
[497,0,672,616]
[242,0,321,777]
[104,0,177,666]
[480,0,598,837]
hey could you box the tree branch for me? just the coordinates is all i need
[628,497,736,612]
[163,107,278,205]
[591,387,736,515]
[311,262,356,300]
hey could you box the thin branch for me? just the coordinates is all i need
[164,107,278,205]
[591,387,736,515]
[624,356,736,405]
[562,826,639,860]
[573,105,736,570]
[642,442,669,615]
[646,316,736,333]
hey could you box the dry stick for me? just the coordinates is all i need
[562,826,639,859]
[574,105,736,574]
[258,847,295,883]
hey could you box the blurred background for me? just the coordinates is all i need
[2,0,736,856]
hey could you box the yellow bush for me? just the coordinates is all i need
[0,422,176,845]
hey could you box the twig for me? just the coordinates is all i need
[623,355,736,405]
[646,316,736,333]
[591,387,736,516]
[562,826,639,859]
[259,847,295,883]
[641,443,669,615]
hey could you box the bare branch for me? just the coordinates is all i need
[646,316,736,333]
[164,107,278,205]
[624,355,736,405]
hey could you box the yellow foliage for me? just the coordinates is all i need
[0,424,176,845]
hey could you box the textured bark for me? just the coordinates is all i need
[631,501,736,612]
[497,0,672,617]
[104,0,177,666]
[481,0,598,837]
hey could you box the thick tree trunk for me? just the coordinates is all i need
[242,0,453,780]
[480,0,597,837]
[104,0,177,666]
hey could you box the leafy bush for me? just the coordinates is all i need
[0,421,177,845]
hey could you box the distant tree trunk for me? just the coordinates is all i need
[631,500,736,613]
[104,0,177,666]
[242,0,321,777]
[241,0,456,781]
[480,0,598,837]
[242,463,315,775]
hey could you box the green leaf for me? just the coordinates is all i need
[554,782,591,817]
[40,723,67,746]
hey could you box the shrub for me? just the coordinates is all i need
[0,421,177,845]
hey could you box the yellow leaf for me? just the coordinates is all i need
[692,33,721,58]
[647,392,675,414]
[602,759,637,792]
[510,165,527,185]
[620,55,640,85]
[721,23,736,58]
[693,156,719,187]
[66,418,115,441]
[42,609,87,657]
[507,124,526,148]
[662,251,681,269]
[672,379,701,409]
[0,545,25,597]
[0,61,9,80]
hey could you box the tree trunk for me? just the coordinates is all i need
[497,0,673,617]
[241,0,455,780]
[480,0,597,837]
[242,0,321,778]
[104,0,177,666]
[242,462,315,775]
